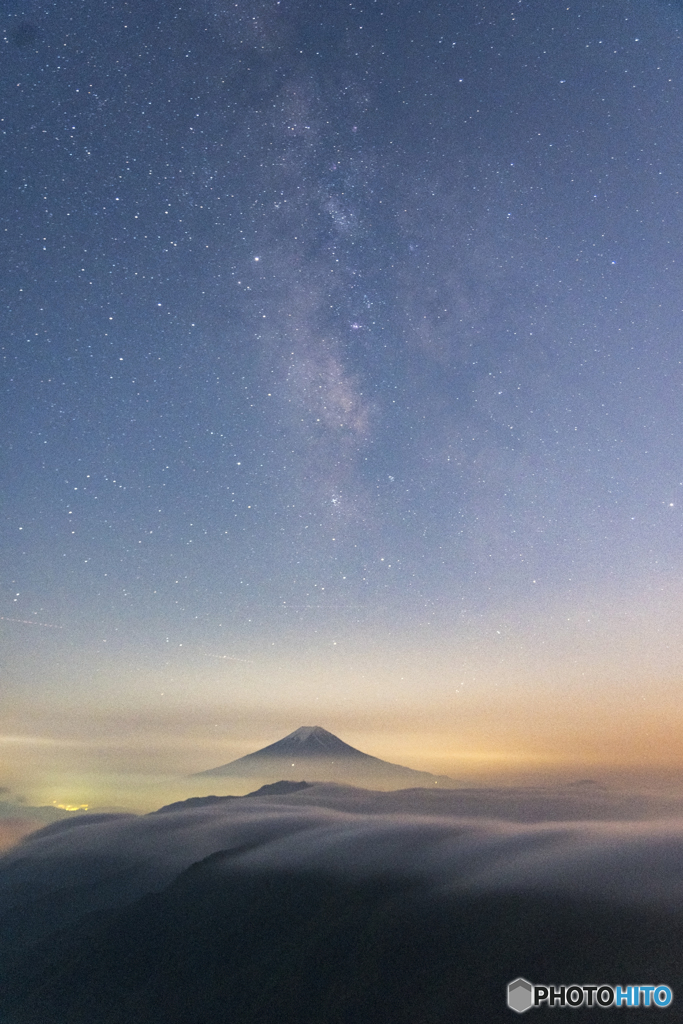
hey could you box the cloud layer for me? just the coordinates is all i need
[3,785,683,1024]
[4,782,683,942]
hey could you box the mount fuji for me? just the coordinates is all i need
[194,726,456,789]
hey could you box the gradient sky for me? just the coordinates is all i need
[3,0,683,810]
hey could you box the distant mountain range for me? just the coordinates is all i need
[194,726,456,789]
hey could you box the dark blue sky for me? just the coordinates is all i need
[3,0,683,800]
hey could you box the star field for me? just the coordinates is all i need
[3,0,683,806]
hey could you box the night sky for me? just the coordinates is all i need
[3,0,683,810]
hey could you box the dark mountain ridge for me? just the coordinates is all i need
[153,781,311,815]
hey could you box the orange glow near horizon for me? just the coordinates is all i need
[3,579,683,813]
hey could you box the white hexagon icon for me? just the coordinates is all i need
[507,977,534,1013]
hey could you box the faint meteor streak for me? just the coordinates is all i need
[0,616,62,629]
[200,652,255,664]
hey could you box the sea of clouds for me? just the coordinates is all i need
[3,782,683,950]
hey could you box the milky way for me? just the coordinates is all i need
[3,0,683,804]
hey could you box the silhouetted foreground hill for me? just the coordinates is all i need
[2,783,683,1023]
[194,725,457,787]
[2,864,682,1023]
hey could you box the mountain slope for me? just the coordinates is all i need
[4,846,682,1024]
